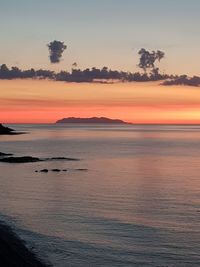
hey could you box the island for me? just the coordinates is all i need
[56,117,130,124]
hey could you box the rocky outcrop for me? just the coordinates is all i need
[0,222,50,267]
[0,124,14,135]
[50,157,79,161]
[0,156,42,163]
[39,169,49,173]
[36,169,68,173]
[0,153,80,164]
[35,168,88,173]
[0,152,13,156]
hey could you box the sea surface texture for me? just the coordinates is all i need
[0,124,199,267]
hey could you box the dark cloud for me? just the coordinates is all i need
[162,75,200,87]
[0,64,54,79]
[0,44,199,87]
[0,63,167,83]
[138,48,165,73]
[47,40,67,63]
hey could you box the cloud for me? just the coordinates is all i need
[162,75,200,87]
[0,63,193,85]
[138,48,165,73]
[47,40,67,63]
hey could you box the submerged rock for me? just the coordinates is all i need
[51,169,61,172]
[36,169,68,173]
[40,169,49,173]
[0,152,80,166]
[50,157,80,161]
[0,152,13,157]
[0,156,42,163]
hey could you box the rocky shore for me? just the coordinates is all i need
[0,124,22,135]
[0,123,14,135]
[0,221,50,267]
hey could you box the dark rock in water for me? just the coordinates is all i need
[0,123,25,135]
[36,169,68,173]
[40,169,48,173]
[0,156,42,163]
[51,169,61,172]
[0,152,13,157]
[0,124,14,135]
[50,157,80,161]
[50,157,67,160]
[0,124,22,135]
[0,154,79,164]
[76,168,88,171]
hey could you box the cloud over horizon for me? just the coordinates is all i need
[47,40,67,64]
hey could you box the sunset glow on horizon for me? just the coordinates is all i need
[1,79,200,124]
[1,1,200,124]
[1,2,200,266]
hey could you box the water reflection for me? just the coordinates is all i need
[0,124,199,266]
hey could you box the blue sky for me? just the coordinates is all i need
[0,0,200,75]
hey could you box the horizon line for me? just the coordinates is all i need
[3,122,200,126]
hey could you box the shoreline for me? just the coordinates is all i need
[0,221,50,267]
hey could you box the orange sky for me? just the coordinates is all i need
[1,79,200,124]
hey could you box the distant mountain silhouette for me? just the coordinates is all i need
[56,117,130,124]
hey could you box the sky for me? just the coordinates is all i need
[0,0,200,124]
[0,0,200,75]
[1,80,200,124]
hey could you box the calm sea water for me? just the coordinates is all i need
[0,124,199,267]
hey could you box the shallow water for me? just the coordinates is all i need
[0,124,200,266]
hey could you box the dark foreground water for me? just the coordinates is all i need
[0,124,199,266]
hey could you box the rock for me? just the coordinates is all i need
[0,156,42,163]
[50,157,67,160]
[0,124,14,135]
[0,124,22,135]
[50,157,80,161]
[37,169,68,173]
[0,154,80,164]
[40,169,48,173]
[76,168,88,171]
[0,152,13,157]
[51,169,61,172]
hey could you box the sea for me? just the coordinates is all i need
[0,124,199,267]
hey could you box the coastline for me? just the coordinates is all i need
[0,220,50,267]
